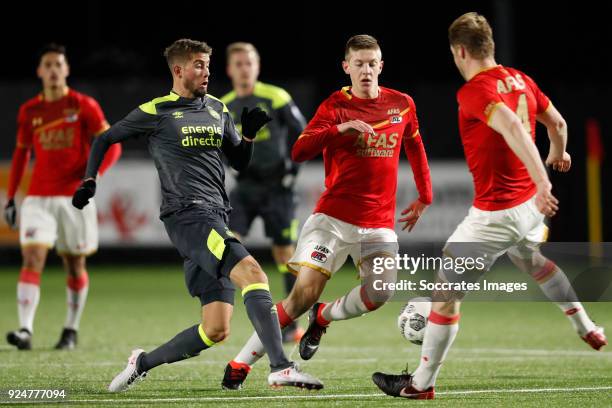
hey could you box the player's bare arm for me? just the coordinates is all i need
[537,104,571,172]
[489,104,559,217]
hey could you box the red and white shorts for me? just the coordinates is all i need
[444,195,548,269]
[288,213,398,278]
[20,196,98,256]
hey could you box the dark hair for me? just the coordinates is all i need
[344,34,381,59]
[38,43,66,62]
[448,12,495,59]
[164,39,212,69]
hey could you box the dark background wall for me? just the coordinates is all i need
[1,0,609,241]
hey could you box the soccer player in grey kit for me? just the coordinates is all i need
[72,39,322,392]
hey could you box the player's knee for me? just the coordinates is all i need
[232,256,268,286]
[22,252,45,271]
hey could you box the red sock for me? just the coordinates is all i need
[19,268,41,285]
[67,271,89,291]
[276,302,294,329]
[316,303,331,326]
[428,310,460,325]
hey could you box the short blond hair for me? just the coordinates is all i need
[448,12,495,59]
[344,34,381,60]
[226,42,260,62]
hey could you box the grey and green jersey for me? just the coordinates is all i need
[85,91,253,218]
[221,82,305,183]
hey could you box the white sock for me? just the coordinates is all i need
[64,272,89,330]
[532,262,595,335]
[559,305,595,336]
[234,331,266,366]
[17,268,41,333]
[321,285,374,322]
[412,312,459,390]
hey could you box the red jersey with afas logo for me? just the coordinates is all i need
[457,65,551,211]
[16,88,109,196]
[292,86,432,229]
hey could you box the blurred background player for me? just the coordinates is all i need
[3,43,122,350]
[72,39,322,392]
[221,43,307,343]
[372,12,607,400]
[222,34,433,390]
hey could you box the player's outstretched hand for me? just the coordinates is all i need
[546,151,571,172]
[399,199,429,232]
[241,107,272,140]
[4,199,17,230]
[337,120,375,135]
[535,180,559,217]
[72,179,97,210]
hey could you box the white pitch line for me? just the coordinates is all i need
[2,386,612,404]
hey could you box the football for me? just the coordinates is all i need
[397,297,432,345]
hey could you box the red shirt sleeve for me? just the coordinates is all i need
[16,104,33,148]
[8,105,33,198]
[523,74,551,114]
[402,96,432,205]
[292,98,340,162]
[81,95,109,137]
[458,80,504,125]
[98,143,122,176]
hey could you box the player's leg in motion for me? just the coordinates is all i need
[507,248,607,350]
[110,299,231,392]
[411,294,460,389]
[230,255,293,371]
[319,254,396,322]
[6,245,47,350]
[299,253,397,360]
[228,256,323,388]
[373,215,499,400]
[110,255,322,392]
[271,244,303,342]
[223,265,327,389]
[372,292,460,400]
[265,190,301,343]
[55,255,89,350]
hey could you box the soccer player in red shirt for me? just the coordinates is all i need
[221,34,433,389]
[3,43,121,350]
[372,13,607,400]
